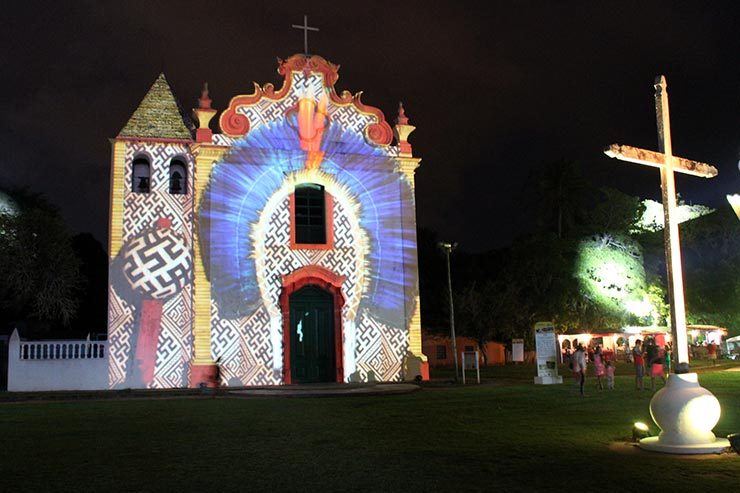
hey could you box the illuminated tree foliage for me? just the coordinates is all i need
[418,163,734,344]
[574,233,664,326]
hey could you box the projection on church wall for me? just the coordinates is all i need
[108,143,195,389]
[201,100,418,386]
[107,55,422,389]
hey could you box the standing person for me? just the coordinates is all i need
[707,342,717,366]
[593,345,605,390]
[663,344,672,379]
[574,344,587,396]
[605,360,615,390]
[632,339,645,390]
[570,346,580,387]
[650,349,665,390]
[623,338,632,363]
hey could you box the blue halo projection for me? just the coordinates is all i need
[199,113,418,327]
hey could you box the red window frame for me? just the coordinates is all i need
[289,189,334,250]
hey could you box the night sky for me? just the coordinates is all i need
[2,0,738,252]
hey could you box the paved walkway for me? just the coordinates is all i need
[230,382,419,398]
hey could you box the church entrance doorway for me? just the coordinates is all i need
[289,285,335,383]
[279,265,345,384]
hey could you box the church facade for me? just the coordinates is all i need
[107,54,427,388]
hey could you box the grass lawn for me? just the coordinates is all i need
[1,363,738,492]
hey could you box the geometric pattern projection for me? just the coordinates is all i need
[257,195,363,319]
[107,285,134,388]
[236,73,377,141]
[210,184,409,384]
[109,59,419,389]
[355,309,408,382]
[122,142,194,245]
[123,228,191,300]
[211,303,278,386]
[108,141,194,389]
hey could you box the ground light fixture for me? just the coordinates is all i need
[728,433,740,455]
[632,422,651,442]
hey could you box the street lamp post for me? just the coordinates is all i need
[439,241,459,382]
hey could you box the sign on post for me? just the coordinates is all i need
[461,351,480,384]
[534,322,562,385]
[512,338,524,362]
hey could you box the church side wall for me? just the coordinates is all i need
[107,140,195,389]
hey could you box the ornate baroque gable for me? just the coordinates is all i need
[215,54,394,151]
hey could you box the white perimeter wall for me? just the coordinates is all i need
[7,330,107,391]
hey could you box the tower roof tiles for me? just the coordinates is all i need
[118,73,193,140]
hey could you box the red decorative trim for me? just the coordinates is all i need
[366,122,393,146]
[289,191,334,250]
[279,265,346,384]
[353,92,393,145]
[219,82,284,137]
[282,264,345,289]
[218,54,393,146]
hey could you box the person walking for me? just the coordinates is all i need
[632,339,645,390]
[574,344,587,396]
[593,345,605,390]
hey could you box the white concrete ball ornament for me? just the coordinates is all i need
[650,373,720,444]
[639,373,730,454]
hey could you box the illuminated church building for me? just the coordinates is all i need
[107,54,427,388]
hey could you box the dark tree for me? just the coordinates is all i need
[69,233,109,339]
[532,160,590,239]
[0,189,82,335]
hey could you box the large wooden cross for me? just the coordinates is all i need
[292,15,319,55]
[604,75,718,368]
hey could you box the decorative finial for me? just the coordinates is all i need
[394,101,415,156]
[198,82,212,109]
[193,82,217,143]
[397,101,409,125]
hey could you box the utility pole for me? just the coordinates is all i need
[439,241,459,382]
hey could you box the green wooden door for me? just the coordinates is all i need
[290,285,335,383]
